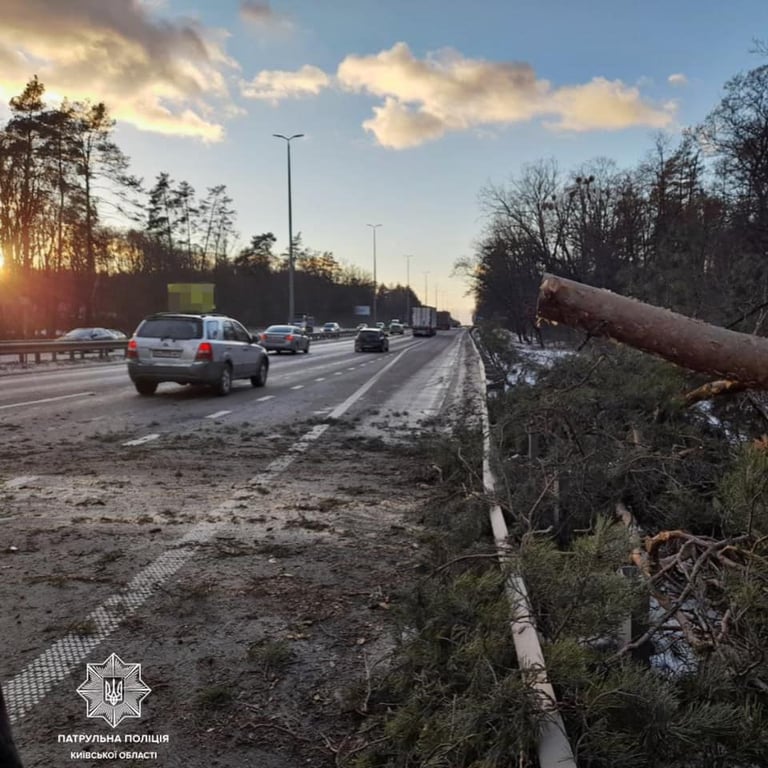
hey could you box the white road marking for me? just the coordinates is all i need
[4,475,39,488]
[347,367,357,371]
[0,392,94,411]
[290,385,304,390]
[256,395,274,402]
[327,347,411,421]
[206,410,231,419]
[334,371,343,375]
[4,523,218,724]
[3,343,416,726]
[314,377,326,382]
[122,433,160,447]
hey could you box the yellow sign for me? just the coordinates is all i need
[167,283,215,313]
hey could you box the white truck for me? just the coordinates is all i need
[412,305,437,337]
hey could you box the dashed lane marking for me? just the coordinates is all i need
[290,385,304,390]
[3,343,416,725]
[206,410,232,419]
[122,433,160,447]
[314,377,326,382]
[256,395,274,402]
[0,392,94,410]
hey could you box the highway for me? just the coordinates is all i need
[0,328,476,767]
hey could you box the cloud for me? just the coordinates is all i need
[668,73,688,87]
[240,1,293,31]
[241,65,330,102]
[0,0,239,141]
[336,42,675,149]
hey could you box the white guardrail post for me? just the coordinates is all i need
[469,332,577,768]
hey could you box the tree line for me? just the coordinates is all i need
[462,63,768,342]
[0,77,415,336]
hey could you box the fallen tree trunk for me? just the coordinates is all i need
[537,274,768,388]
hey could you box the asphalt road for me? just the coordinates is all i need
[0,331,464,445]
[1,328,478,766]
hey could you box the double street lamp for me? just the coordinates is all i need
[273,133,304,322]
[367,223,382,323]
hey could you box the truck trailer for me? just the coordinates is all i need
[412,305,437,337]
[436,311,452,330]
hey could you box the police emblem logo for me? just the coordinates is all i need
[76,654,151,728]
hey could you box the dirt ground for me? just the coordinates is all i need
[1,388,468,767]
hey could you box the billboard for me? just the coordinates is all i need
[354,305,371,316]
[167,283,215,313]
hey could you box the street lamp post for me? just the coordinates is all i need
[367,224,382,323]
[404,254,414,325]
[423,271,430,305]
[273,133,304,322]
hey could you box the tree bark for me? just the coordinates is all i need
[536,273,768,388]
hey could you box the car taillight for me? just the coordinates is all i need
[126,339,138,359]
[259,333,266,341]
[195,342,213,361]
[285,334,294,342]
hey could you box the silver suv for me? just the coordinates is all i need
[126,312,269,396]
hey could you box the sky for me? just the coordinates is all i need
[0,1,766,324]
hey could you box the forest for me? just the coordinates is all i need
[0,77,415,337]
[462,63,768,344]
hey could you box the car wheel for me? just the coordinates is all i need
[214,364,232,396]
[134,380,157,396]
[304,342,310,353]
[291,345,298,355]
[251,359,268,387]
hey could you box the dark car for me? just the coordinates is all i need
[355,327,389,353]
[126,312,269,396]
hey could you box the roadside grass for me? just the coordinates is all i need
[342,425,545,767]
[345,340,768,767]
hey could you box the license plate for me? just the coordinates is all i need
[152,349,181,358]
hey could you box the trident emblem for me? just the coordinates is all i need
[104,678,124,706]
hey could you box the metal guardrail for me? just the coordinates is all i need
[0,330,361,365]
[0,339,128,364]
[469,329,577,767]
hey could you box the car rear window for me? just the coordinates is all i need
[359,330,380,338]
[266,325,293,333]
[137,318,203,340]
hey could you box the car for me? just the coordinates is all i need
[56,327,126,353]
[355,322,367,331]
[321,322,341,338]
[389,321,404,335]
[126,312,269,396]
[258,324,311,354]
[355,327,389,353]
[292,315,315,334]
[56,327,119,341]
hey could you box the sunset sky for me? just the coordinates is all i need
[0,0,765,322]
